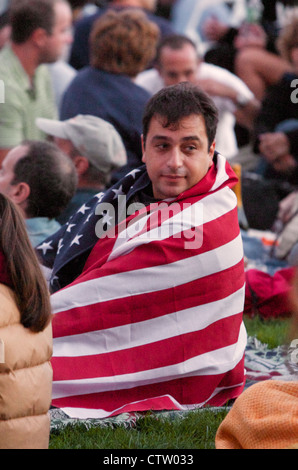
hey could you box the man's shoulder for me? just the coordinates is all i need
[135,68,164,95]
[0,45,18,76]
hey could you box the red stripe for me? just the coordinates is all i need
[81,206,240,280]
[52,313,243,381]
[53,259,244,338]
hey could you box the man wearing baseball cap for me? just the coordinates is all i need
[36,114,127,224]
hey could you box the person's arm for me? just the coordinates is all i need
[196,67,260,130]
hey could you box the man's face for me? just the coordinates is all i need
[157,43,199,86]
[142,114,215,200]
[0,145,26,197]
[40,1,73,63]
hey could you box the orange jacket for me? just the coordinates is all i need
[0,284,53,449]
[216,379,298,449]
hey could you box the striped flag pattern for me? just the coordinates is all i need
[50,154,247,419]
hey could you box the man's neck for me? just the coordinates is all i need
[11,42,40,81]
[78,180,106,191]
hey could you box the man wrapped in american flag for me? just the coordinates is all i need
[38,82,247,419]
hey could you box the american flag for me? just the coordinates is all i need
[40,153,247,419]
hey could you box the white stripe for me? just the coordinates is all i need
[52,323,247,399]
[210,153,230,192]
[51,233,243,314]
[108,184,236,262]
[53,286,245,358]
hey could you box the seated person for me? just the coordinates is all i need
[135,34,260,160]
[39,83,246,419]
[68,0,174,70]
[60,8,159,179]
[0,193,52,449]
[0,140,77,246]
[36,114,127,224]
[253,16,298,183]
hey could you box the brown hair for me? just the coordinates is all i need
[142,82,218,149]
[90,8,159,77]
[9,0,68,44]
[0,193,52,332]
[277,16,298,63]
[12,140,78,219]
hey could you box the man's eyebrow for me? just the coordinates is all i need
[150,135,201,142]
[150,135,172,142]
[181,135,201,142]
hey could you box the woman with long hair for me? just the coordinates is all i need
[0,193,53,449]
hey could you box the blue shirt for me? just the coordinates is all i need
[61,67,151,174]
[26,217,61,247]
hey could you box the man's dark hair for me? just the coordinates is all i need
[142,82,219,149]
[9,0,65,44]
[12,140,78,219]
[155,34,198,66]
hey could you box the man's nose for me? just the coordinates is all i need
[167,148,183,169]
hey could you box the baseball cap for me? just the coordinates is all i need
[36,115,127,174]
[0,0,9,28]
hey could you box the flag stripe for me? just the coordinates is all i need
[52,313,244,384]
[52,323,246,399]
[52,257,244,338]
[51,233,243,314]
[53,287,244,359]
[52,360,246,419]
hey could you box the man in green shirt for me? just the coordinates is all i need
[0,0,73,164]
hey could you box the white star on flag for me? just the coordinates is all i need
[78,204,90,215]
[95,192,105,202]
[84,213,92,224]
[37,240,53,255]
[70,234,83,246]
[102,210,113,227]
[112,185,124,199]
[66,223,76,233]
[57,238,64,255]
[126,169,141,179]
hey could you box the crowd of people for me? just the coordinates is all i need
[0,0,297,449]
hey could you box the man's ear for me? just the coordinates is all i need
[141,134,146,163]
[31,27,49,48]
[73,155,89,176]
[9,182,30,205]
[208,141,216,167]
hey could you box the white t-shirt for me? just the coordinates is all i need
[135,62,254,159]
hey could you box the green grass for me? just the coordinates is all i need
[49,315,291,450]
[244,314,291,349]
[49,409,230,450]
